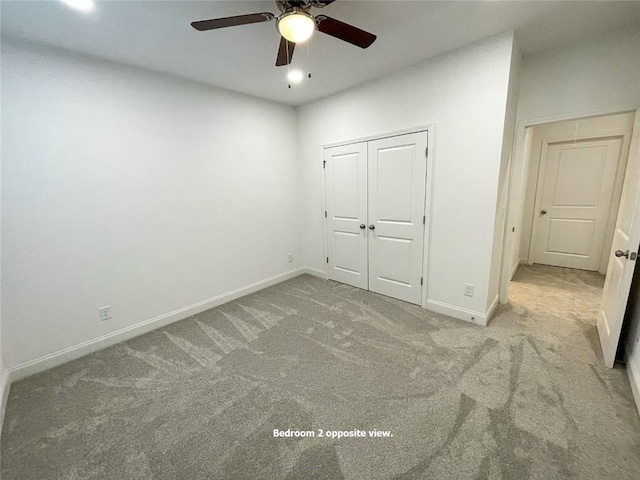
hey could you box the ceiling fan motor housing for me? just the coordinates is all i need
[277,1,325,13]
[276,8,316,44]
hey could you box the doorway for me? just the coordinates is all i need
[523,112,635,273]
[323,130,428,305]
[504,110,639,368]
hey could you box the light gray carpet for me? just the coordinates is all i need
[2,265,640,479]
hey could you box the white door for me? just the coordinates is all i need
[533,138,622,270]
[367,132,428,304]
[324,143,368,289]
[598,113,640,368]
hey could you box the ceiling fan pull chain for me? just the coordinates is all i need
[286,41,292,88]
[307,39,312,79]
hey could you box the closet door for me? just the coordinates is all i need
[367,132,428,304]
[324,143,369,289]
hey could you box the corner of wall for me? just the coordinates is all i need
[624,269,640,417]
[0,365,9,436]
[487,29,522,309]
[425,295,498,327]
[0,38,6,434]
[628,354,640,417]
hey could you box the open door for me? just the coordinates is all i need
[598,111,640,368]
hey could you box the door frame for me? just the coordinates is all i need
[321,125,435,309]
[499,106,637,304]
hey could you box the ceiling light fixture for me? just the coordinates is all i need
[60,0,95,12]
[287,69,304,85]
[277,9,315,44]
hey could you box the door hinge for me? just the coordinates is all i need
[324,210,327,218]
[421,277,424,286]
[425,147,428,158]
[423,215,426,225]
[323,160,326,168]
[326,257,329,264]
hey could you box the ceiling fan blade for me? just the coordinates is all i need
[191,12,275,32]
[276,37,296,66]
[315,15,376,48]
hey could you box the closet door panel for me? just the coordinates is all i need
[324,143,368,289]
[367,132,427,304]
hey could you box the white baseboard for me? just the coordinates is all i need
[627,354,640,418]
[303,266,326,279]
[1,369,10,435]
[425,299,490,327]
[485,294,500,323]
[7,267,306,382]
[511,259,521,280]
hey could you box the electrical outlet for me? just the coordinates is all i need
[98,306,112,321]
[464,284,474,297]
[288,253,294,263]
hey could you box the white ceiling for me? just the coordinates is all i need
[3,1,640,106]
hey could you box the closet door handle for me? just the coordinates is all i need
[359,224,366,229]
[369,224,375,230]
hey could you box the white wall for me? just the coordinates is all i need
[517,25,640,123]
[625,267,640,414]
[0,36,6,432]
[508,128,532,274]
[508,25,640,272]
[490,37,521,306]
[1,41,300,372]
[0,84,5,430]
[298,32,515,322]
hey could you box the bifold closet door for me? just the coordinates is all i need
[324,142,369,289]
[367,132,427,304]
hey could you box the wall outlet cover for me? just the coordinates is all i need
[98,306,112,321]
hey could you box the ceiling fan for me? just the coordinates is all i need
[191,0,377,67]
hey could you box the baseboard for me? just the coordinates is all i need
[425,299,490,326]
[7,267,306,382]
[627,354,640,418]
[303,266,326,279]
[1,369,10,435]
[485,294,500,323]
[511,259,521,279]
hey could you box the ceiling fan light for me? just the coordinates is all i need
[287,69,304,84]
[60,0,94,12]
[277,11,315,44]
